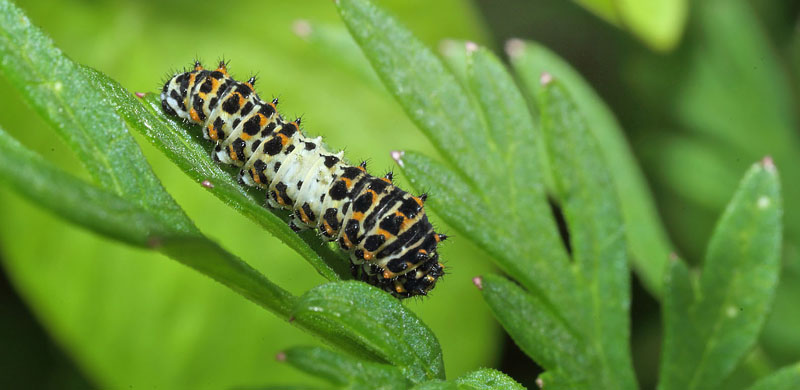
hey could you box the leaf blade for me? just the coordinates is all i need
[689,160,783,389]
[335,0,494,187]
[745,363,800,390]
[510,40,673,296]
[291,281,444,384]
[658,159,783,390]
[454,368,526,390]
[0,125,297,319]
[282,346,406,390]
[0,125,167,246]
[478,274,590,388]
[0,0,190,232]
[538,80,636,390]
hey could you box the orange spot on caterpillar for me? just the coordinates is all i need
[189,109,200,122]
[377,229,392,239]
[229,146,238,161]
[277,133,289,146]
[299,208,311,224]
[323,220,335,236]
[208,125,219,141]
[383,269,396,279]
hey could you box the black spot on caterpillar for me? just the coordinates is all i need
[161,60,446,298]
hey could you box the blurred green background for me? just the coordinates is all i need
[0,0,798,389]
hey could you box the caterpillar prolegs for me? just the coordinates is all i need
[161,61,445,298]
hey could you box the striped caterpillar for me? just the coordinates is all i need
[160,61,445,298]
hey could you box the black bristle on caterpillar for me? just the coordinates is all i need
[160,60,445,298]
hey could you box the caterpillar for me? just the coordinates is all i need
[160,60,445,298]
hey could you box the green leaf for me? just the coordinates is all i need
[291,281,444,384]
[80,66,350,282]
[335,0,491,188]
[0,125,168,246]
[509,39,673,296]
[658,159,783,390]
[336,2,635,386]
[478,274,589,387]
[281,346,406,390]
[0,0,189,232]
[400,151,576,323]
[746,362,800,390]
[537,80,636,390]
[658,258,700,389]
[0,125,297,319]
[454,368,526,390]
[341,0,579,324]
[411,380,457,390]
[573,0,688,51]
[0,0,297,320]
[157,236,296,319]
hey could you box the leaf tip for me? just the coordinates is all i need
[275,351,287,361]
[505,38,525,59]
[472,276,483,290]
[201,179,214,189]
[465,41,479,54]
[390,150,405,168]
[134,92,146,98]
[292,19,312,39]
[539,71,554,86]
[761,155,776,173]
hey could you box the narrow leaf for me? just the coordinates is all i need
[400,151,578,321]
[464,46,578,322]
[80,67,349,282]
[478,274,590,388]
[658,258,701,390]
[281,346,405,390]
[291,281,444,384]
[658,159,783,390]
[0,0,190,232]
[157,236,296,319]
[0,126,296,319]
[0,126,169,246]
[572,0,687,51]
[746,363,800,390]
[411,381,457,390]
[454,368,526,390]
[510,39,673,296]
[335,0,494,188]
[538,80,636,390]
